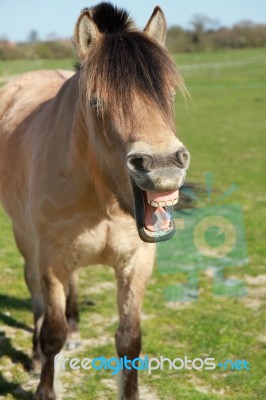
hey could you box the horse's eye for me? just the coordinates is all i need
[89,97,102,109]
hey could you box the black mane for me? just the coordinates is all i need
[91,2,133,33]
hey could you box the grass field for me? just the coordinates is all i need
[0,48,266,399]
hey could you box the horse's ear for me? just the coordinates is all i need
[74,10,100,60]
[144,6,167,45]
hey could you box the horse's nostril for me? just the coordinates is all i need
[176,147,190,168]
[128,157,144,171]
[127,154,153,172]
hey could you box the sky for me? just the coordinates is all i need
[1,0,266,42]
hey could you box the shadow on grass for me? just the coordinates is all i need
[0,292,37,398]
[0,294,31,310]
[0,294,32,333]
[0,332,32,371]
[0,293,35,397]
[0,312,33,333]
[0,372,34,399]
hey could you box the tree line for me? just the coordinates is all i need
[0,16,266,60]
[167,16,266,52]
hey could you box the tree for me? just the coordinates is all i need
[190,15,220,33]
[28,30,39,44]
[190,15,220,50]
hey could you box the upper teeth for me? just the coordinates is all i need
[149,198,178,208]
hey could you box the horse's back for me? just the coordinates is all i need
[0,69,74,216]
[0,69,74,129]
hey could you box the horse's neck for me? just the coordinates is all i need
[59,76,126,215]
[67,85,115,208]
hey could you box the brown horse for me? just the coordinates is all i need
[0,3,190,399]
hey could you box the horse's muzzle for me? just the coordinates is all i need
[127,148,190,243]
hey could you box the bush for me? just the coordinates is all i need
[0,40,75,60]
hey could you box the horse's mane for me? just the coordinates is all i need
[91,2,133,34]
[81,2,185,125]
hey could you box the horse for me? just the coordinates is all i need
[0,3,190,399]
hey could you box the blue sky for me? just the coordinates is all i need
[1,0,266,42]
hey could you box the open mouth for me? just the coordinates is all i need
[131,181,179,243]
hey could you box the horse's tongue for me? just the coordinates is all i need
[145,190,179,232]
[145,204,171,232]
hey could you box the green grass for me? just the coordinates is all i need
[0,59,75,78]
[175,47,266,65]
[0,48,266,399]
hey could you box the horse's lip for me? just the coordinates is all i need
[130,179,176,243]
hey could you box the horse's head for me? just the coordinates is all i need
[74,3,190,243]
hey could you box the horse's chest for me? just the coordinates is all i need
[70,225,109,268]
[39,200,138,269]
[51,216,138,270]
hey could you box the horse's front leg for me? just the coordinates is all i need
[34,264,69,400]
[115,244,155,400]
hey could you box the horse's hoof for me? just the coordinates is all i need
[34,387,56,400]
[65,331,82,350]
[65,337,82,350]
